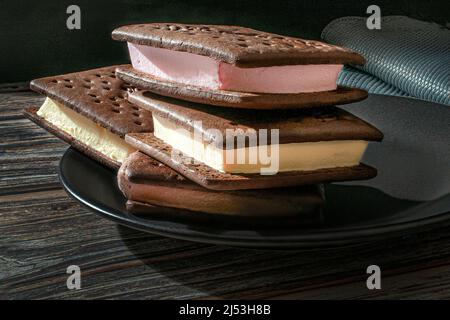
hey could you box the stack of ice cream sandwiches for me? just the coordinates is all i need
[25,23,382,223]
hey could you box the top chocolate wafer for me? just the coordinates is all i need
[30,66,153,137]
[112,23,364,67]
[25,66,154,169]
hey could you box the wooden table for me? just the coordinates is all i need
[2,85,450,300]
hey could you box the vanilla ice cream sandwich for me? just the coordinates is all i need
[125,91,382,190]
[112,23,367,109]
[119,151,324,225]
[24,66,153,169]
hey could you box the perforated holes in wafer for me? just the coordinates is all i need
[129,23,348,55]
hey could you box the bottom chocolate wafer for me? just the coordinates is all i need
[126,200,324,228]
[116,65,368,109]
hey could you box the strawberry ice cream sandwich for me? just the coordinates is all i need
[112,23,367,109]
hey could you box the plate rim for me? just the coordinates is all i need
[59,148,450,249]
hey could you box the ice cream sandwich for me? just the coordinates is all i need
[124,90,383,190]
[24,66,153,169]
[119,151,324,224]
[112,23,367,109]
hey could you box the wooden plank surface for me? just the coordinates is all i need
[1,90,450,300]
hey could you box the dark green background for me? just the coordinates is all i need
[1,0,448,83]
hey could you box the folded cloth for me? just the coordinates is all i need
[338,66,410,97]
[322,16,450,106]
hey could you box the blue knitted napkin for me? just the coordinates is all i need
[322,16,450,106]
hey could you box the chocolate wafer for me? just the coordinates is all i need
[125,200,324,227]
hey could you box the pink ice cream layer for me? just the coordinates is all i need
[128,42,343,94]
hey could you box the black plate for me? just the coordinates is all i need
[59,94,450,249]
